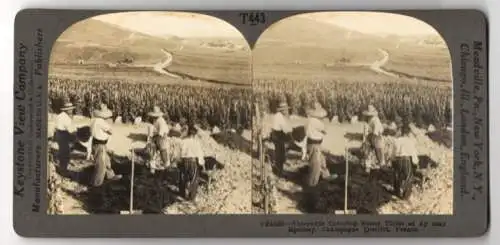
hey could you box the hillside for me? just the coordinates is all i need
[253,16,389,80]
[50,18,252,85]
[253,16,451,83]
[260,16,385,45]
[51,19,180,65]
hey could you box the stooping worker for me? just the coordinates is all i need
[177,117,189,138]
[178,124,205,201]
[147,106,171,168]
[392,121,419,199]
[270,101,293,176]
[305,102,339,188]
[54,102,77,173]
[90,104,122,187]
[362,104,386,167]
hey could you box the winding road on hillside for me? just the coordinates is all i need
[367,48,450,83]
[153,46,408,82]
[152,49,180,78]
[369,48,399,78]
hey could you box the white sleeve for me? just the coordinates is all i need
[195,140,205,166]
[65,116,77,133]
[271,114,280,131]
[282,116,292,133]
[394,138,401,156]
[373,119,384,136]
[411,141,419,164]
[180,140,187,156]
[101,120,112,132]
[305,119,313,138]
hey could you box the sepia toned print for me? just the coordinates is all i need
[252,12,453,215]
[47,12,253,215]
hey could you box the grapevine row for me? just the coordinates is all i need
[49,77,452,131]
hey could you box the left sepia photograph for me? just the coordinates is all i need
[47,12,253,215]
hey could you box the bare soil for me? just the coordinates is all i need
[257,115,453,215]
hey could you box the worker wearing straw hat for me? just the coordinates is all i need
[363,104,385,167]
[305,102,338,188]
[90,104,122,187]
[147,106,171,169]
[270,100,293,176]
[54,101,77,172]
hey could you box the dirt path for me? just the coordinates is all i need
[368,48,451,83]
[152,49,181,78]
[369,48,399,77]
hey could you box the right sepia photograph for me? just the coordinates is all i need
[252,12,453,215]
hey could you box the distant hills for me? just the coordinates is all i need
[49,18,252,85]
[49,15,449,85]
[51,19,182,65]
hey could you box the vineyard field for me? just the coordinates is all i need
[50,75,452,133]
[49,78,254,131]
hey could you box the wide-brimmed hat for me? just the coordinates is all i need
[60,102,75,111]
[148,106,164,117]
[167,123,182,137]
[276,101,289,112]
[168,124,182,138]
[307,102,327,119]
[362,104,378,117]
[94,104,113,119]
[172,123,182,133]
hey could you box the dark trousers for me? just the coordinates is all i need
[392,156,414,199]
[55,130,75,171]
[178,157,200,200]
[270,130,289,174]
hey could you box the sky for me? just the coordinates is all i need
[300,12,440,37]
[92,11,440,39]
[93,12,243,38]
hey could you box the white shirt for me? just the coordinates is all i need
[151,117,169,138]
[180,137,205,166]
[271,112,292,133]
[368,116,384,136]
[91,118,112,141]
[394,136,419,164]
[306,117,325,141]
[55,112,76,133]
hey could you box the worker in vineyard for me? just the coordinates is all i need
[147,106,171,168]
[178,117,188,138]
[90,104,122,187]
[305,102,339,188]
[363,104,385,167]
[270,100,293,176]
[392,120,419,199]
[54,102,77,173]
[178,124,205,201]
